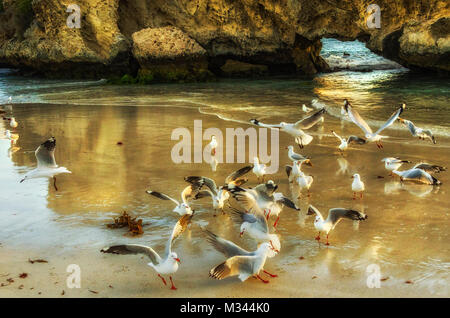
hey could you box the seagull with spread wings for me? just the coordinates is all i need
[205,230,278,283]
[19,137,71,191]
[250,108,326,148]
[184,165,253,215]
[343,99,405,148]
[393,168,442,185]
[307,205,367,245]
[229,207,281,253]
[331,130,366,152]
[101,214,193,290]
[146,184,200,215]
[397,118,436,144]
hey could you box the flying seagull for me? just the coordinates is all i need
[344,99,405,148]
[250,108,326,148]
[398,118,436,144]
[205,230,278,283]
[101,214,192,290]
[307,205,367,245]
[146,184,200,215]
[20,137,71,191]
[331,130,366,152]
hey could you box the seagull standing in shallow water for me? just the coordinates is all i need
[344,100,405,148]
[307,205,367,245]
[20,137,71,191]
[252,157,267,182]
[351,173,365,199]
[101,214,192,290]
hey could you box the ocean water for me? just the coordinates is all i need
[0,40,449,296]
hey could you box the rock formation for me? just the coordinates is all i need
[0,0,448,80]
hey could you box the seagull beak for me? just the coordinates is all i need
[174,258,181,263]
[239,231,244,237]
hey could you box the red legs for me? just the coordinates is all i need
[212,148,216,156]
[315,231,321,242]
[353,192,356,200]
[256,274,269,284]
[263,270,278,278]
[265,210,271,221]
[376,141,384,149]
[169,276,177,290]
[307,190,311,198]
[360,192,363,199]
[157,274,167,286]
[325,234,330,246]
[53,177,58,191]
[273,216,280,228]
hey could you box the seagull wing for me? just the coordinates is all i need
[345,103,373,135]
[209,255,255,280]
[35,137,58,168]
[165,214,193,258]
[331,131,344,143]
[285,165,292,178]
[205,230,251,258]
[402,119,417,136]
[229,187,259,211]
[184,176,218,196]
[306,205,324,221]
[101,244,161,265]
[413,163,446,173]
[225,165,253,185]
[146,190,179,206]
[375,105,405,135]
[181,184,201,204]
[229,207,269,234]
[347,135,367,144]
[294,108,326,130]
[250,119,281,129]
[276,195,300,211]
[327,208,367,228]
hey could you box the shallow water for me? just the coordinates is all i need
[0,40,449,297]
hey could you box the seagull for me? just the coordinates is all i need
[146,184,200,215]
[296,171,314,197]
[286,145,310,162]
[252,157,266,182]
[398,118,436,144]
[19,137,71,191]
[381,157,411,176]
[9,117,18,128]
[302,104,313,113]
[250,108,326,148]
[230,182,300,227]
[307,205,367,245]
[351,173,365,199]
[331,130,366,152]
[8,96,12,103]
[285,159,311,183]
[393,168,441,185]
[208,135,218,155]
[205,230,278,283]
[344,100,405,148]
[101,214,192,290]
[412,163,446,174]
[229,207,281,253]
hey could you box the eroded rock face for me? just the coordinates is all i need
[0,0,448,78]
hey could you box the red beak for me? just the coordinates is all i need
[239,232,244,237]
[174,258,181,263]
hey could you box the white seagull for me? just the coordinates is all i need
[285,159,312,183]
[250,108,326,148]
[351,173,365,199]
[101,214,192,290]
[393,168,441,185]
[20,137,71,191]
[229,207,281,253]
[286,145,310,162]
[9,117,18,128]
[331,130,366,152]
[208,135,218,155]
[307,205,367,245]
[252,157,266,182]
[296,171,314,197]
[381,157,411,175]
[398,118,436,144]
[146,184,200,215]
[344,100,405,148]
[205,230,278,283]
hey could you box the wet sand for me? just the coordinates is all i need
[0,103,449,298]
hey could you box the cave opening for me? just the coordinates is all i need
[320,38,403,72]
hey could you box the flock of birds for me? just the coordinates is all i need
[1,96,446,290]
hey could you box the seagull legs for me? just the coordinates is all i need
[273,216,280,228]
[315,232,321,241]
[264,209,271,221]
[360,192,363,199]
[169,276,177,290]
[256,274,269,284]
[53,177,58,191]
[157,274,167,286]
[353,192,356,200]
[325,234,330,246]
[263,270,278,278]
